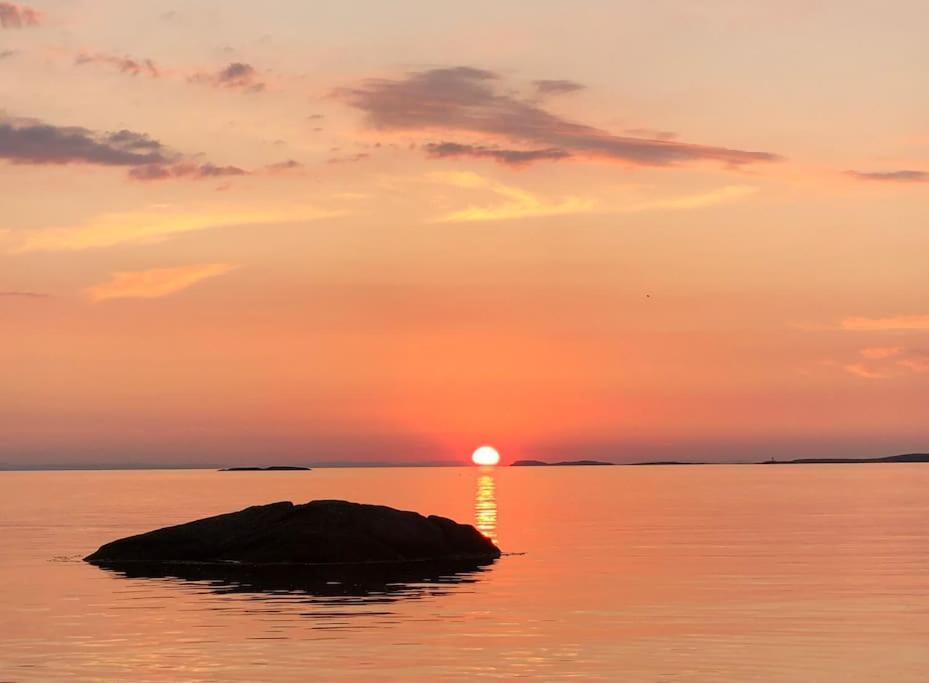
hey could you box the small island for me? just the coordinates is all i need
[760,453,929,465]
[219,466,311,471]
[512,459,614,466]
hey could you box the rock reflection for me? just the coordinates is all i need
[91,558,496,608]
[475,470,498,544]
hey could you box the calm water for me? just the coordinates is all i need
[2,465,929,682]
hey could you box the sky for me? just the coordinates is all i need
[2,0,928,466]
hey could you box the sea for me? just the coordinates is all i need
[2,465,928,682]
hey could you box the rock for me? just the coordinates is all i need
[84,500,501,566]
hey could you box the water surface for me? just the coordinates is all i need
[2,465,928,681]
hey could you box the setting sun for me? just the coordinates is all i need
[472,446,501,466]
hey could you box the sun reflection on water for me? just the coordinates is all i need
[475,471,498,544]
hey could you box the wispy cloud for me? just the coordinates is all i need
[336,66,780,169]
[841,315,929,331]
[859,346,903,360]
[75,52,160,78]
[11,205,341,252]
[424,142,570,166]
[264,159,303,173]
[846,169,929,183]
[532,79,585,96]
[128,162,248,182]
[843,346,929,380]
[0,290,47,298]
[189,62,265,93]
[624,128,677,141]
[430,172,757,223]
[327,152,370,164]
[843,363,888,379]
[0,2,40,29]
[87,263,237,302]
[430,171,594,222]
[620,185,758,212]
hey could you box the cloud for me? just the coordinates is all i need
[0,290,46,297]
[532,79,585,96]
[846,170,929,183]
[624,128,677,141]
[844,346,929,380]
[841,315,929,331]
[431,171,594,222]
[429,172,757,222]
[0,2,40,29]
[87,263,237,302]
[0,116,251,181]
[898,355,929,374]
[75,52,160,78]
[11,205,341,252]
[859,346,902,360]
[336,66,779,168]
[327,152,370,164]
[189,62,265,92]
[0,117,173,167]
[128,162,248,182]
[265,159,303,173]
[424,141,570,166]
[620,185,758,212]
[843,363,888,380]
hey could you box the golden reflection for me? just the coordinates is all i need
[474,470,498,544]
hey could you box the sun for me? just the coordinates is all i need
[472,445,501,466]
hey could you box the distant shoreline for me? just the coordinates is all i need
[759,453,929,465]
[2,453,927,471]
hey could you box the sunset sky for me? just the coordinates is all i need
[2,1,927,466]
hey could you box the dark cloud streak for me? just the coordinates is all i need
[533,79,585,95]
[128,162,248,182]
[0,291,48,298]
[424,141,570,166]
[75,52,160,78]
[846,169,929,183]
[0,119,172,166]
[189,62,265,93]
[336,66,780,168]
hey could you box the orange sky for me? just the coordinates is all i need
[2,1,927,465]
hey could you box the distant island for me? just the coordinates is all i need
[760,453,929,465]
[627,461,707,466]
[511,459,614,466]
[219,466,312,471]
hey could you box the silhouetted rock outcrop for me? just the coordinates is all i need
[84,500,500,566]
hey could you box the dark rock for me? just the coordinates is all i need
[84,500,501,566]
